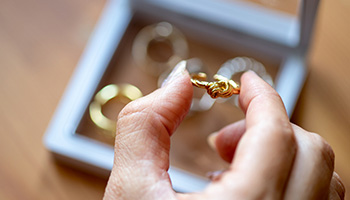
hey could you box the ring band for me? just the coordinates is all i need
[132,22,188,76]
[89,84,143,136]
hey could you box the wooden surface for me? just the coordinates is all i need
[0,0,349,199]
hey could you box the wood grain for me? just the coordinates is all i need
[0,0,349,199]
[0,0,107,199]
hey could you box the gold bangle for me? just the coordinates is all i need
[132,22,188,76]
[89,84,143,136]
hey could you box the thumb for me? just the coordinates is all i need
[104,61,193,199]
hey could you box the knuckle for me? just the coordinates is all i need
[255,119,297,152]
[267,119,295,145]
[277,122,297,152]
[309,132,335,169]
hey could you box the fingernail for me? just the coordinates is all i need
[207,131,219,151]
[161,61,187,87]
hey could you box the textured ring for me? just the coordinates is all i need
[191,57,273,102]
[191,73,240,99]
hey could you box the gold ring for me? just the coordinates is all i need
[132,22,188,76]
[190,57,272,99]
[89,84,143,136]
[191,73,240,99]
[158,59,217,112]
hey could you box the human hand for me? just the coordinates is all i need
[103,62,345,200]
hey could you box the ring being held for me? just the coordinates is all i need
[191,57,273,100]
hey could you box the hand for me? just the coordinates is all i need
[103,63,345,200]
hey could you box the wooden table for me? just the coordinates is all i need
[0,0,349,199]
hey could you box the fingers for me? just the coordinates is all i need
[209,119,246,162]
[205,71,297,199]
[115,61,192,164]
[208,87,342,200]
[104,61,193,200]
[210,119,342,199]
[328,172,345,200]
[283,124,335,200]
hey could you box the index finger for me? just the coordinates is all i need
[206,71,296,199]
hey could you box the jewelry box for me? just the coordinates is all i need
[44,0,320,192]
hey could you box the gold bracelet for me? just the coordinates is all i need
[89,84,143,136]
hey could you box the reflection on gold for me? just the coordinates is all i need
[191,72,241,98]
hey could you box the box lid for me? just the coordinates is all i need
[130,0,320,52]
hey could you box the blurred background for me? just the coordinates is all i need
[0,0,349,199]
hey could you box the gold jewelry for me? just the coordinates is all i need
[191,73,240,98]
[191,57,273,99]
[132,22,188,76]
[158,58,216,111]
[89,84,143,136]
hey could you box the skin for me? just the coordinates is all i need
[103,63,345,200]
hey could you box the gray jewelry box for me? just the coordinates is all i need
[44,0,320,192]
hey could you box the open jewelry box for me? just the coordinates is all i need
[44,0,320,192]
